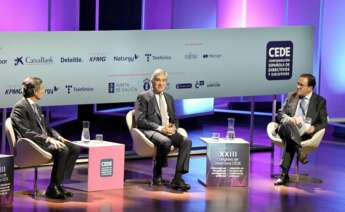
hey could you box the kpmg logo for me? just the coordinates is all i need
[90,56,107,63]
[145,53,172,62]
[0,58,8,65]
[176,83,193,89]
[184,52,198,60]
[4,86,59,95]
[195,80,205,88]
[60,57,83,63]
[113,54,139,63]
[65,85,94,94]
[108,82,138,94]
[14,56,53,66]
[143,78,151,91]
[202,53,222,59]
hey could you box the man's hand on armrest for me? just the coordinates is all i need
[47,137,66,149]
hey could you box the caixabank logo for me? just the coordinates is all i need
[266,41,293,80]
[14,56,53,66]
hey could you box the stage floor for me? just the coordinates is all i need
[2,136,345,212]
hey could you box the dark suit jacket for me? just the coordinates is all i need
[10,98,61,149]
[277,91,328,133]
[134,90,179,138]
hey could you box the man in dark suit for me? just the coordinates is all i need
[11,77,80,199]
[135,68,192,191]
[274,73,328,185]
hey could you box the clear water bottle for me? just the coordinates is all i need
[226,118,235,140]
[81,121,90,143]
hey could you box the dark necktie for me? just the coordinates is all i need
[32,103,47,135]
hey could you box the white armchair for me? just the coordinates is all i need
[5,118,53,198]
[267,121,325,183]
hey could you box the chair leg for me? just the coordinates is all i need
[295,156,300,183]
[33,167,38,199]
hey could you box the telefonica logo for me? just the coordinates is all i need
[14,56,53,66]
[0,58,7,65]
[65,85,94,94]
[145,53,172,62]
[113,54,139,63]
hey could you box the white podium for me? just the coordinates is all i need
[199,137,249,187]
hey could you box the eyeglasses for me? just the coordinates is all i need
[297,82,309,87]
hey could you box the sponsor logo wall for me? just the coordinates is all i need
[0,27,313,107]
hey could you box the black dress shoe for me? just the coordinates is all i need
[152,177,163,186]
[170,178,191,191]
[274,173,289,186]
[58,185,73,198]
[45,184,66,199]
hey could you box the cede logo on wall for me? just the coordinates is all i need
[266,41,293,80]
[145,53,172,62]
[113,54,139,63]
[195,80,205,88]
[65,85,94,94]
[14,56,53,66]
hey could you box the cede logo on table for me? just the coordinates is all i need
[266,40,293,80]
[14,56,53,66]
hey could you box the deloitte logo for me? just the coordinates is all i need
[145,53,172,62]
[14,56,53,66]
[60,57,83,63]
[113,54,139,63]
